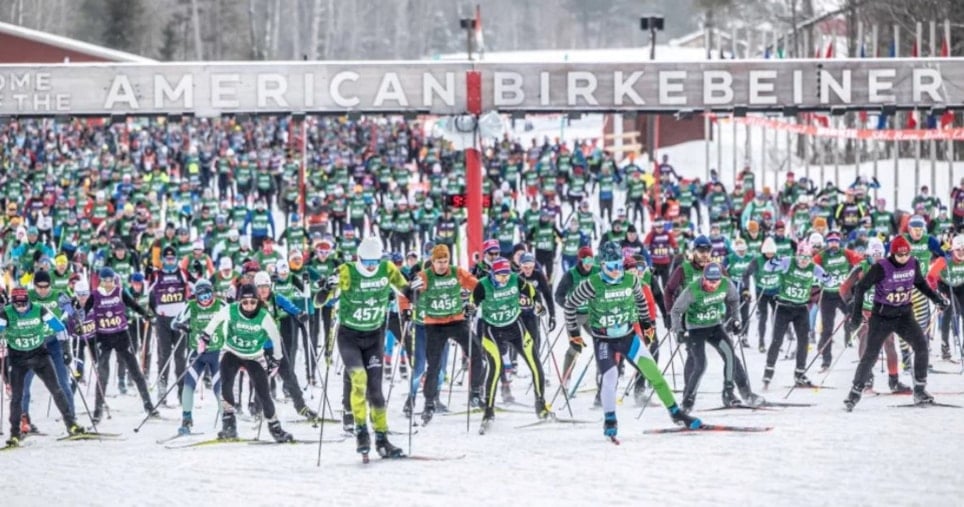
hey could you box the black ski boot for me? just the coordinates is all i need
[91,408,103,425]
[402,396,414,418]
[843,386,862,412]
[298,406,320,423]
[144,402,160,418]
[761,367,774,390]
[888,375,911,394]
[721,383,743,407]
[469,390,484,408]
[913,385,934,405]
[482,406,495,422]
[268,420,293,443]
[739,386,765,407]
[355,425,371,455]
[534,397,551,420]
[342,412,355,434]
[421,402,435,426]
[434,396,449,414]
[218,412,238,440]
[680,395,695,413]
[793,370,815,388]
[375,431,404,458]
[863,374,875,393]
[669,404,702,429]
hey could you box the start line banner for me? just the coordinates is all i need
[720,115,964,141]
[1,58,964,116]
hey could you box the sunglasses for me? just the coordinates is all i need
[895,251,911,257]
[12,300,28,306]
[35,284,50,289]
[240,298,258,305]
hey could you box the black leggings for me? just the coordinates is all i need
[478,320,545,408]
[682,325,750,404]
[818,291,851,366]
[156,315,187,395]
[423,320,483,403]
[7,348,75,436]
[757,293,778,347]
[95,330,152,412]
[338,325,387,424]
[766,303,810,376]
[220,352,276,419]
[852,309,930,389]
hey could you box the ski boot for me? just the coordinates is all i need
[793,370,815,388]
[680,394,695,414]
[500,382,515,404]
[402,396,414,418]
[469,390,484,409]
[218,412,238,440]
[941,344,952,361]
[20,414,38,434]
[863,374,876,393]
[761,367,774,390]
[66,422,86,436]
[669,405,702,429]
[482,407,496,423]
[534,397,551,420]
[888,375,911,394]
[91,408,103,425]
[5,435,20,448]
[433,396,449,414]
[178,412,193,436]
[721,383,743,407]
[355,425,371,457]
[843,386,862,412]
[342,412,355,434]
[421,402,435,426]
[817,363,831,374]
[758,341,766,354]
[375,431,404,458]
[603,412,618,438]
[913,385,934,405]
[117,380,128,395]
[739,386,765,408]
[298,406,320,423]
[144,403,161,418]
[268,420,293,443]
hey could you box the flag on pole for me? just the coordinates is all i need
[474,5,485,59]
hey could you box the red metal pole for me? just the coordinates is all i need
[465,70,483,269]
[652,114,662,218]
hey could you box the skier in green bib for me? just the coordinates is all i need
[171,279,225,436]
[471,257,549,426]
[565,241,701,439]
[670,262,763,411]
[761,241,834,388]
[325,236,411,460]
[201,283,292,443]
[1,288,84,447]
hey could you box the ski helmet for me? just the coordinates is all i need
[599,241,623,263]
[808,232,824,250]
[253,271,272,287]
[953,235,964,251]
[761,237,777,255]
[866,238,885,259]
[358,237,383,262]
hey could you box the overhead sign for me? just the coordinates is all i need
[0,58,962,116]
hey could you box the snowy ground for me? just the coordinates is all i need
[6,114,964,506]
[6,314,964,507]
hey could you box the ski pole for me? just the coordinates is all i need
[66,361,101,435]
[149,330,186,391]
[134,352,201,433]
[383,321,407,407]
[1,356,5,436]
[544,338,575,418]
[467,314,476,434]
[783,318,846,400]
[567,349,595,399]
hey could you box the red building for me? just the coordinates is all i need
[0,20,152,63]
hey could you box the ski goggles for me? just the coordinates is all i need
[360,259,380,269]
[34,283,50,291]
[239,297,258,306]
[602,261,624,273]
[197,291,213,303]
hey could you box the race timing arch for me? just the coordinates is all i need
[1,58,962,265]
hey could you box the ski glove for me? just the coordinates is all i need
[325,274,340,290]
[408,277,424,292]
[569,336,586,352]
[725,320,741,335]
[640,320,656,341]
[936,296,950,311]
[296,312,308,324]
[740,289,751,303]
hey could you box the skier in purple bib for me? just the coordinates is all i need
[843,235,948,411]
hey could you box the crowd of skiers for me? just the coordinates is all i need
[0,113,962,456]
